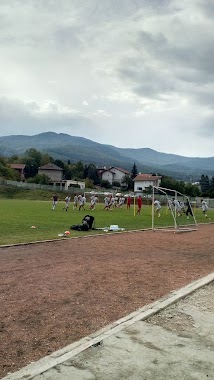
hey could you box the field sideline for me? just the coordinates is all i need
[0,199,213,245]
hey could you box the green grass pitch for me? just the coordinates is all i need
[0,199,213,245]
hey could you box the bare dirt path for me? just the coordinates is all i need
[0,224,214,378]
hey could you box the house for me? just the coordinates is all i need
[38,163,85,190]
[133,174,162,192]
[110,167,131,184]
[97,166,131,185]
[98,168,115,184]
[38,163,63,181]
[9,163,26,180]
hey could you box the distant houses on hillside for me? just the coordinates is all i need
[133,174,162,192]
[8,162,162,193]
[97,166,131,185]
[9,163,26,181]
[38,163,63,181]
[38,163,85,190]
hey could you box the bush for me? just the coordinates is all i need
[112,181,121,187]
[27,174,50,185]
[100,180,111,189]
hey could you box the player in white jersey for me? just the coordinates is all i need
[168,199,174,211]
[201,199,208,218]
[118,197,125,208]
[78,194,86,211]
[63,195,70,211]
[111,196,116,209]
[103,196,110,210]
[172,198,182,217]
[90,195,98,210]
[73,194,78,210]
[154,199,161,217]
[179,201,185,213]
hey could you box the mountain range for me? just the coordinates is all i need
[0,132,213,181]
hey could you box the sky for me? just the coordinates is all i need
[0,0,214,158]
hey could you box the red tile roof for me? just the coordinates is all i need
[9,164,26,169]
[133,174,162,181]
[109,167,131,174]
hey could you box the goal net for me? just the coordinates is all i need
[152,186,198,232]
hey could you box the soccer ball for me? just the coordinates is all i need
[64,231,70,235]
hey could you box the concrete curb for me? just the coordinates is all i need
[2,272,214,380]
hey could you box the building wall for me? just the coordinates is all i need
[134,179,161,192]
[38,169,63,181]
[110,168,126,183]
[101,171,114,184]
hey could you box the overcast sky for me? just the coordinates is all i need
[0,0,214,157]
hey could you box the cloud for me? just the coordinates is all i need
[198,114,214,137]
[0,0,213,157]
[0,97,98,138]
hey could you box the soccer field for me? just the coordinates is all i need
[0,199,213,245]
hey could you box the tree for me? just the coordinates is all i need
[0,158,20,180]
[184,183,200,197]
[63,163,72,180]
[54,159,64,169]
[210,177,214,191]
[112,181,121,188]
[200,175,210,194]
[100,179,111,189]
[27,174,50,185]
[85,178,95,189]
[208,177,214,197]
[143,185,153,195]
[131,163,138,179]
[160,176,185,193]
[41,154,54,166]
[121,175,133,190]
[87,164,100,185]
[24,148,43,178]
[74,161,85,179]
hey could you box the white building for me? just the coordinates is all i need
[97,166,131,185]
[133,174,162,192]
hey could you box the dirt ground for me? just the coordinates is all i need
[0,224,214,378]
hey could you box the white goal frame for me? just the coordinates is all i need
[152,186,198,232]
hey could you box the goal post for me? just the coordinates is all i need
[152,186,198,232]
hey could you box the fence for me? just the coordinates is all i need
[3,180,82,194]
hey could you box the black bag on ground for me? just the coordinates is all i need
[70,215,94,231]
[82,215,95,229]
[70,223,89,231]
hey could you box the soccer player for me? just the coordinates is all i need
[103,195,110,210]
[118,196,125,209]
[154,199,161,217]
[111,195,116,209]
[90,195,97,210]
[78,194,86,211]
[185,199,193,219]
[201,199,208,218]
[63,195,70,211]
[136,195,142,215]
[172,198,182,217]
[52,193,59,210]
[168,198,174,211]
[127,195,131,209]
[73,194,78,210]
